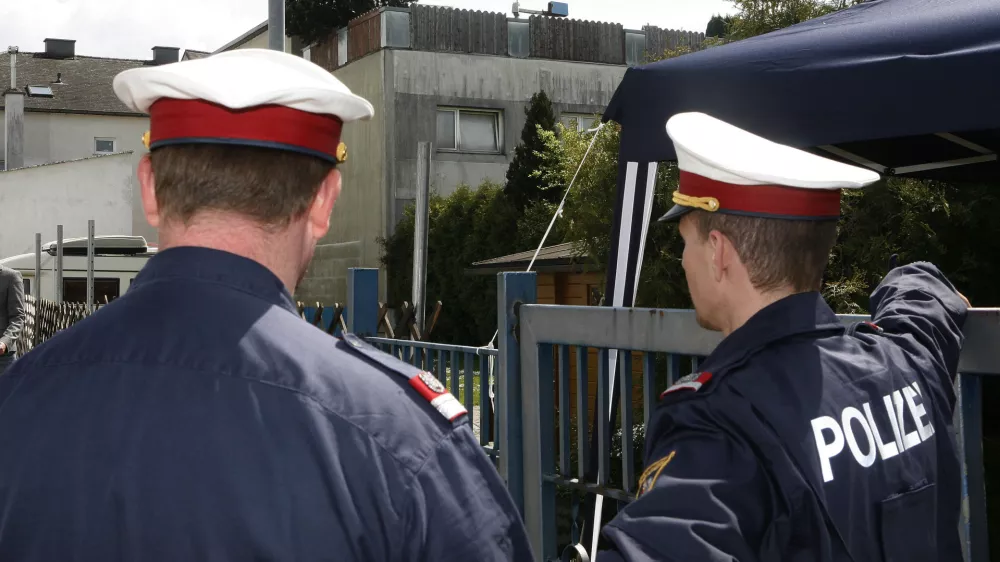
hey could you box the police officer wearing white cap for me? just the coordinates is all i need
[598,113,970,562]
[0,49,533,561]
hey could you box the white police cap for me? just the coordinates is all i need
[659,112,881,221]
[112,49,374,163]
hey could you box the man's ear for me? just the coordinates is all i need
[138,154,161,229]
[707,229,725,283]
[307,168,342,240]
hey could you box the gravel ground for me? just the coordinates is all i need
[470,404,482,440]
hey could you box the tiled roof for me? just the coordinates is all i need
[467,241,590,274]
[0,52,150,116]
[182,49,211,60]
[215,21,267,53]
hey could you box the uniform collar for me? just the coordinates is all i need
[700,291,844,373]
[131,246,298,313]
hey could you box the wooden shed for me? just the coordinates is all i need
[466,241,604,306]
[468,242,645,424]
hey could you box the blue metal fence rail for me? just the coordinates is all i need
[514,288,1000,561]
[344,268,1000,561]
[368,336,500,462]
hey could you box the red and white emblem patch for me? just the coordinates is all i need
[409,371,468,422]
[660,372,713,399]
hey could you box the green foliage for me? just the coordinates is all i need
[505,90,559,211]
[286,0,417,46]
[378,181,522,345]
[706,14,733,38]
[534,122,690,309]
[725,0,863,40]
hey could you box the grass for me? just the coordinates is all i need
[446,368,484,408]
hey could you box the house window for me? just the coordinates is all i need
[508,21,530,58]
[436,108,503,153]
[625,31,647,66]
[561,113,599,132]
[62,277,121,305]
[95,138,116,154]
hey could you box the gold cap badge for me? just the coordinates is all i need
[336,142,348,163]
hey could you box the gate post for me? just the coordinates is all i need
[497,272,536,518]
[347,268,379,337]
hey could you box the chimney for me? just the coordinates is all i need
[5,47,24,170]
[151,46,180,65]
[43,38,76,59]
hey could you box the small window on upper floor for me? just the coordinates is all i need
[436,108,503,154]
[508,21,530,58]
[95,138,116,154]
[625,31,647,66]
[561,113,598,132]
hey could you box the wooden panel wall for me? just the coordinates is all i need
[410,4,508,55]
[348,9,382,62]
[309,34,339,72]
[643,25,706,60]
[529,16,625,64]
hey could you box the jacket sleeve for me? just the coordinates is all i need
[869,262,968,388]
[407,424,535,562]
[1,270,25,353]
[599,427,770,562]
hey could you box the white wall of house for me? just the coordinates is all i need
[0,110,153,244]
[0,152,134,260]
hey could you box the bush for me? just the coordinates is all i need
[378,181,524,345]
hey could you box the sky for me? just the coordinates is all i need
[0,0,735,60]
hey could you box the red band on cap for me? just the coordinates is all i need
[149,99,343,161]
[679,171,842,218]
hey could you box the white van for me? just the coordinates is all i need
[0,235,156,303]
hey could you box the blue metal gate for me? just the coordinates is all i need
[514,289,1000,561]
[344,268,999,562]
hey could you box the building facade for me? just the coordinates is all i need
[292,5,704,304]
[0,39,193,247]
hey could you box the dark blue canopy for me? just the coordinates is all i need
[604,0,1000,181]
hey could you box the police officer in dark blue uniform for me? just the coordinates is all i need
[0,49,533,561]
[599,113,969,562]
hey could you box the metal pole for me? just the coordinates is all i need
[9,47,16,89]
[498,271,536,517]
[348,268,380,337]
[33,233,40,299]
[86,220,95,311]
[412,141,432,335]
[268,0,285,52]
[55,225,63,304]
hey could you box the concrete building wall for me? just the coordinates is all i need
[0,110,151,243]
[295,51,387,305]
[0,153,134,260]
[389,49,626,225]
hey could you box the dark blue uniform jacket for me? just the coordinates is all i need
[0,247,533,562]
[601,262,968,562]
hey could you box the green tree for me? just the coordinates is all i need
[378,181,523,345]
[706,14,732,38]
[726,0,863,40]
[505,90,559,211]
[286,0,417,46]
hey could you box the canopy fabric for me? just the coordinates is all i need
[603,0,1000,181]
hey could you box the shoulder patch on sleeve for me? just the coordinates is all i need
[847,320,884,337]
[637,450,676,497]
[660,372,713,400]
[340,333,469,423]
